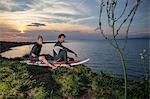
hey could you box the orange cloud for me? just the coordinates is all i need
[27,23,95,33]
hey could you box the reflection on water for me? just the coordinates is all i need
[1,45,33,58]
[1,39,149,80]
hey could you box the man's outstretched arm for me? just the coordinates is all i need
[62,46,78,57]
[63,46,75,54]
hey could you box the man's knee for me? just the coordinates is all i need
[61,50,67,55]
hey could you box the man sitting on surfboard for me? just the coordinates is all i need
[29,35,56,69]
[53,34,78,64]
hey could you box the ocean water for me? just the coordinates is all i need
[1,39,149,80]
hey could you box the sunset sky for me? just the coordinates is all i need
[0,0,149,41]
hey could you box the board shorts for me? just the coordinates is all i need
[54,50,74,62]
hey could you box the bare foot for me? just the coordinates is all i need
[48,65,53,68]
[50,63,58,69]
[52,66,57,69]
[48,65,57,69]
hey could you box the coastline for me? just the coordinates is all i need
[0,41,149,98]
[0,41,56,53]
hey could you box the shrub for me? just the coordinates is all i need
[0,59,49,98]
[59,75,80,97]
[0,57,149,98]
[91,72,123,98]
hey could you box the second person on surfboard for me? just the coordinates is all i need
[53,34,78,64]
[29,35,56,69]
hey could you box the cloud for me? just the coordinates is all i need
[27,23,46,27]
[0,0,33,12]
[0,0,82,15]
[69,16,96,24]
[0,6,96,33]
[0,0,16,12]
[25,0,81,15]
[0,0,96,29]
[1,0,147,41]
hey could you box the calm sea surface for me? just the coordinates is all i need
[1,39,149,80]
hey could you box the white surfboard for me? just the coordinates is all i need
[20,58,90,67]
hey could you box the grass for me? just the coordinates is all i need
[0,55,149,98]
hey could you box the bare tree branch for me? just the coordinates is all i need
[115,0,128,22]
[97,0,142,98]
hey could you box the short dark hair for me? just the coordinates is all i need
[37,35,43,41]
[58,34,66,38]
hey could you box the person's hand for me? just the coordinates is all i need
[74,53,78,57]
[32,53,36,57]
